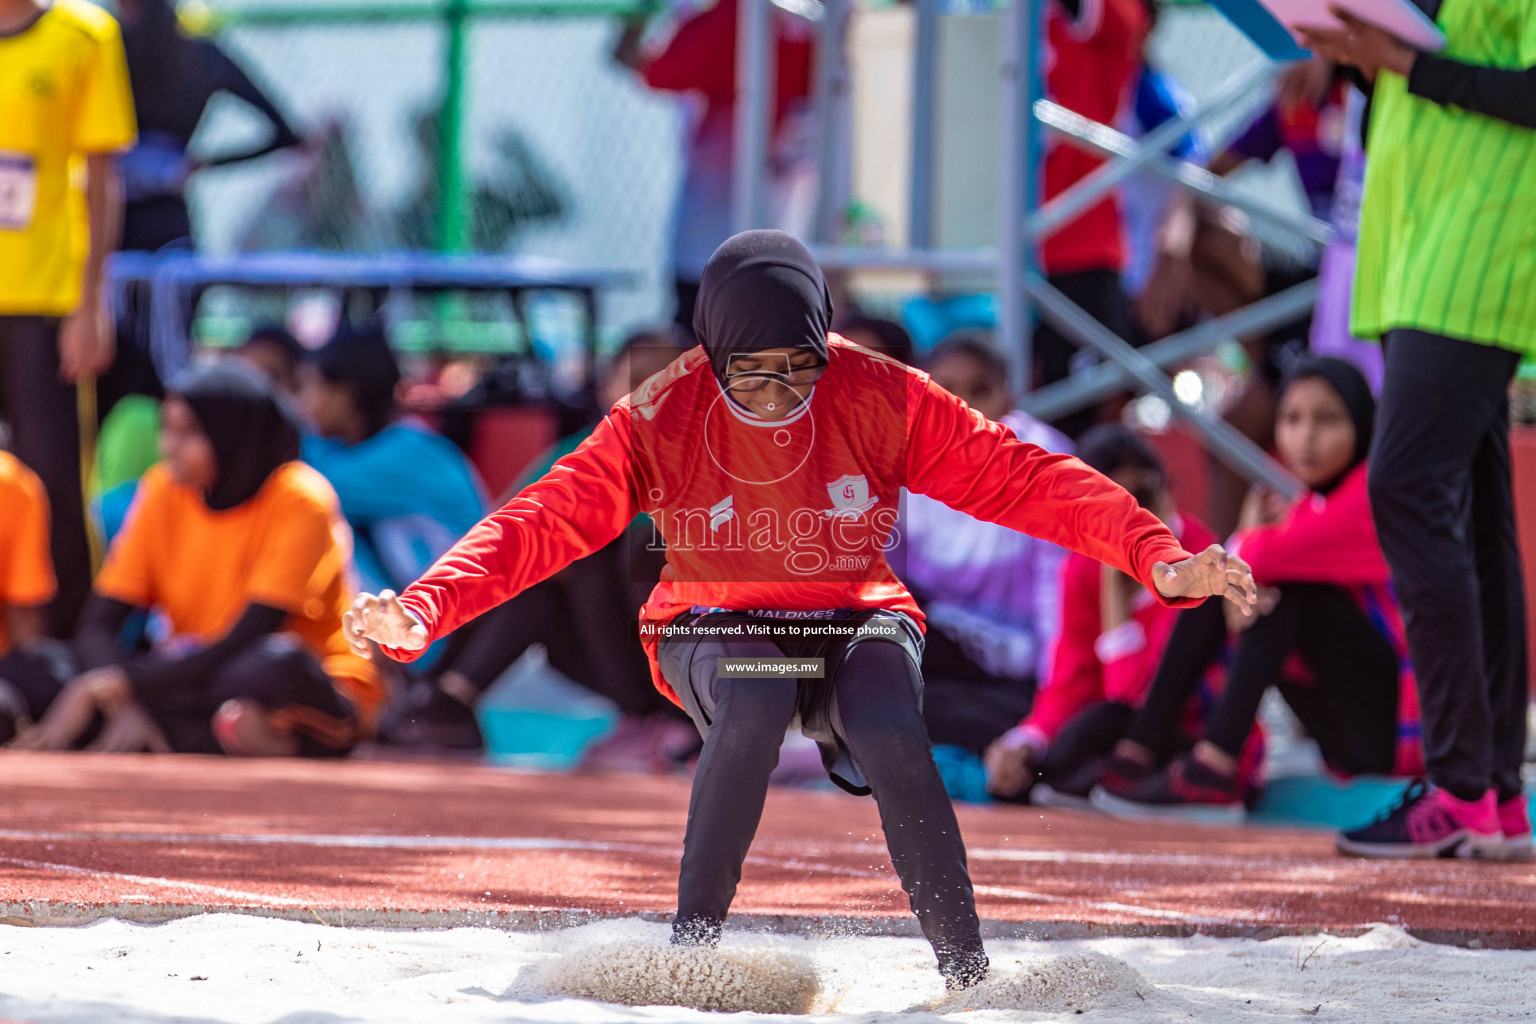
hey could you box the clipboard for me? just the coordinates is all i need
[1203,0,1447,61]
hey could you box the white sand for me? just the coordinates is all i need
[1,914,1532,1023]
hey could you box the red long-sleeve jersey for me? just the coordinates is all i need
[385,337,1197,704]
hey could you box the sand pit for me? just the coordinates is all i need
[935,950,1151,1014]
[4,916,1536,1022]
[536,938,822,1013]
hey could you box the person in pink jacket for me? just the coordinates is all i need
[1093,357,1429,824]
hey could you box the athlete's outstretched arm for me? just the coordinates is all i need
[347,407,644,661]
[904,374,1256,612]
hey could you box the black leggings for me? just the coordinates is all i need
[0,317,92,637]
[1035,700,1138,784]
[1371,329,1527,802]
[674,639,985,977]
[1128,586,1400,776]
[136,635,359,757]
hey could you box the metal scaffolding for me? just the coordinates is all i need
[729,0,1312,498]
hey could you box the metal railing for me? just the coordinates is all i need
[728,0,1310,498]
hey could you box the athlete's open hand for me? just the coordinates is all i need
[344,590,428,658]
[1153,544,1258,615]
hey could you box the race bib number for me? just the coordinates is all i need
[0,152,39,231]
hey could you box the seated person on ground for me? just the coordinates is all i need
[0,452,58,742]
[1094,357,1423,822]
[904,334,1072,756]
[9,364,383,757]
[983,426,1258,807]
[298,321,488,598]
[382,328,696,763]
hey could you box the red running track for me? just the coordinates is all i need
[0,753,1533,946]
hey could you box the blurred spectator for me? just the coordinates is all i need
[1117,0,1208,321]
[1142,59,1347,534]
[1033,0,1149,439]
[10,363,382,756]
[236,325,307,398]
[116,0,301,254]
[0,452,57,743]
[94,0,303,424]
[834,315,916,367]
[298,322,488,599]
[1094,358,1422,822]
[382,329,694,762]
[615,0,816,333]
[982,425,1250,806]
[0,0,136,637]
[907,335,1071,756]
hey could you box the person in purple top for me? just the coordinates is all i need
[899,334,1074,757]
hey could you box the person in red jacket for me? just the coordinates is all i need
[342,231,1258,990]
[1093,357,1432,825]
[614,0,815,333]
[983,425,1262,808]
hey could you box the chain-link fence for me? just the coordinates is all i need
[185,5,683,345]
[179,0,1306,347]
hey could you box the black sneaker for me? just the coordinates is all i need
[938,947,989,991]
[1035,754,1152,810]
[1031,759,1107,810]
[378,684,484,752]
[1090,752,1246,824]
[671,915,723,948]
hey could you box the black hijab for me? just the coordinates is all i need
[692,230,833,388]
[169,362,302,512]
[1279,356,1375,493]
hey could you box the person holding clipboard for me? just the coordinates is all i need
[1288,0,1536,860]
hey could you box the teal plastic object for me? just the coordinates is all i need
[474,653,619,770]
[899,294,998,356]
[477,707,618,770]
[931,744,994,804]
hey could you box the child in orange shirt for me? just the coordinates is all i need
[0,451,58,741]
[12,363,380,755]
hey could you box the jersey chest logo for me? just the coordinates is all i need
[709,494,735,532]
[823,474,879,518]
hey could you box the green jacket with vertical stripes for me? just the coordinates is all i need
[1352,0,1536,352]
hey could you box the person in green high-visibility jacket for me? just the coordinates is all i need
[1300,1,1536,861]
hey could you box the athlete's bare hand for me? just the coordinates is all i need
[1153,544,1258,615]
[344,590,428,658]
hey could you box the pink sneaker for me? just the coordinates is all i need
[1498,795,1533,862]
[1336,780,1504,860]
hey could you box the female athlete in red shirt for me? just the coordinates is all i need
[345,230,1257,989]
